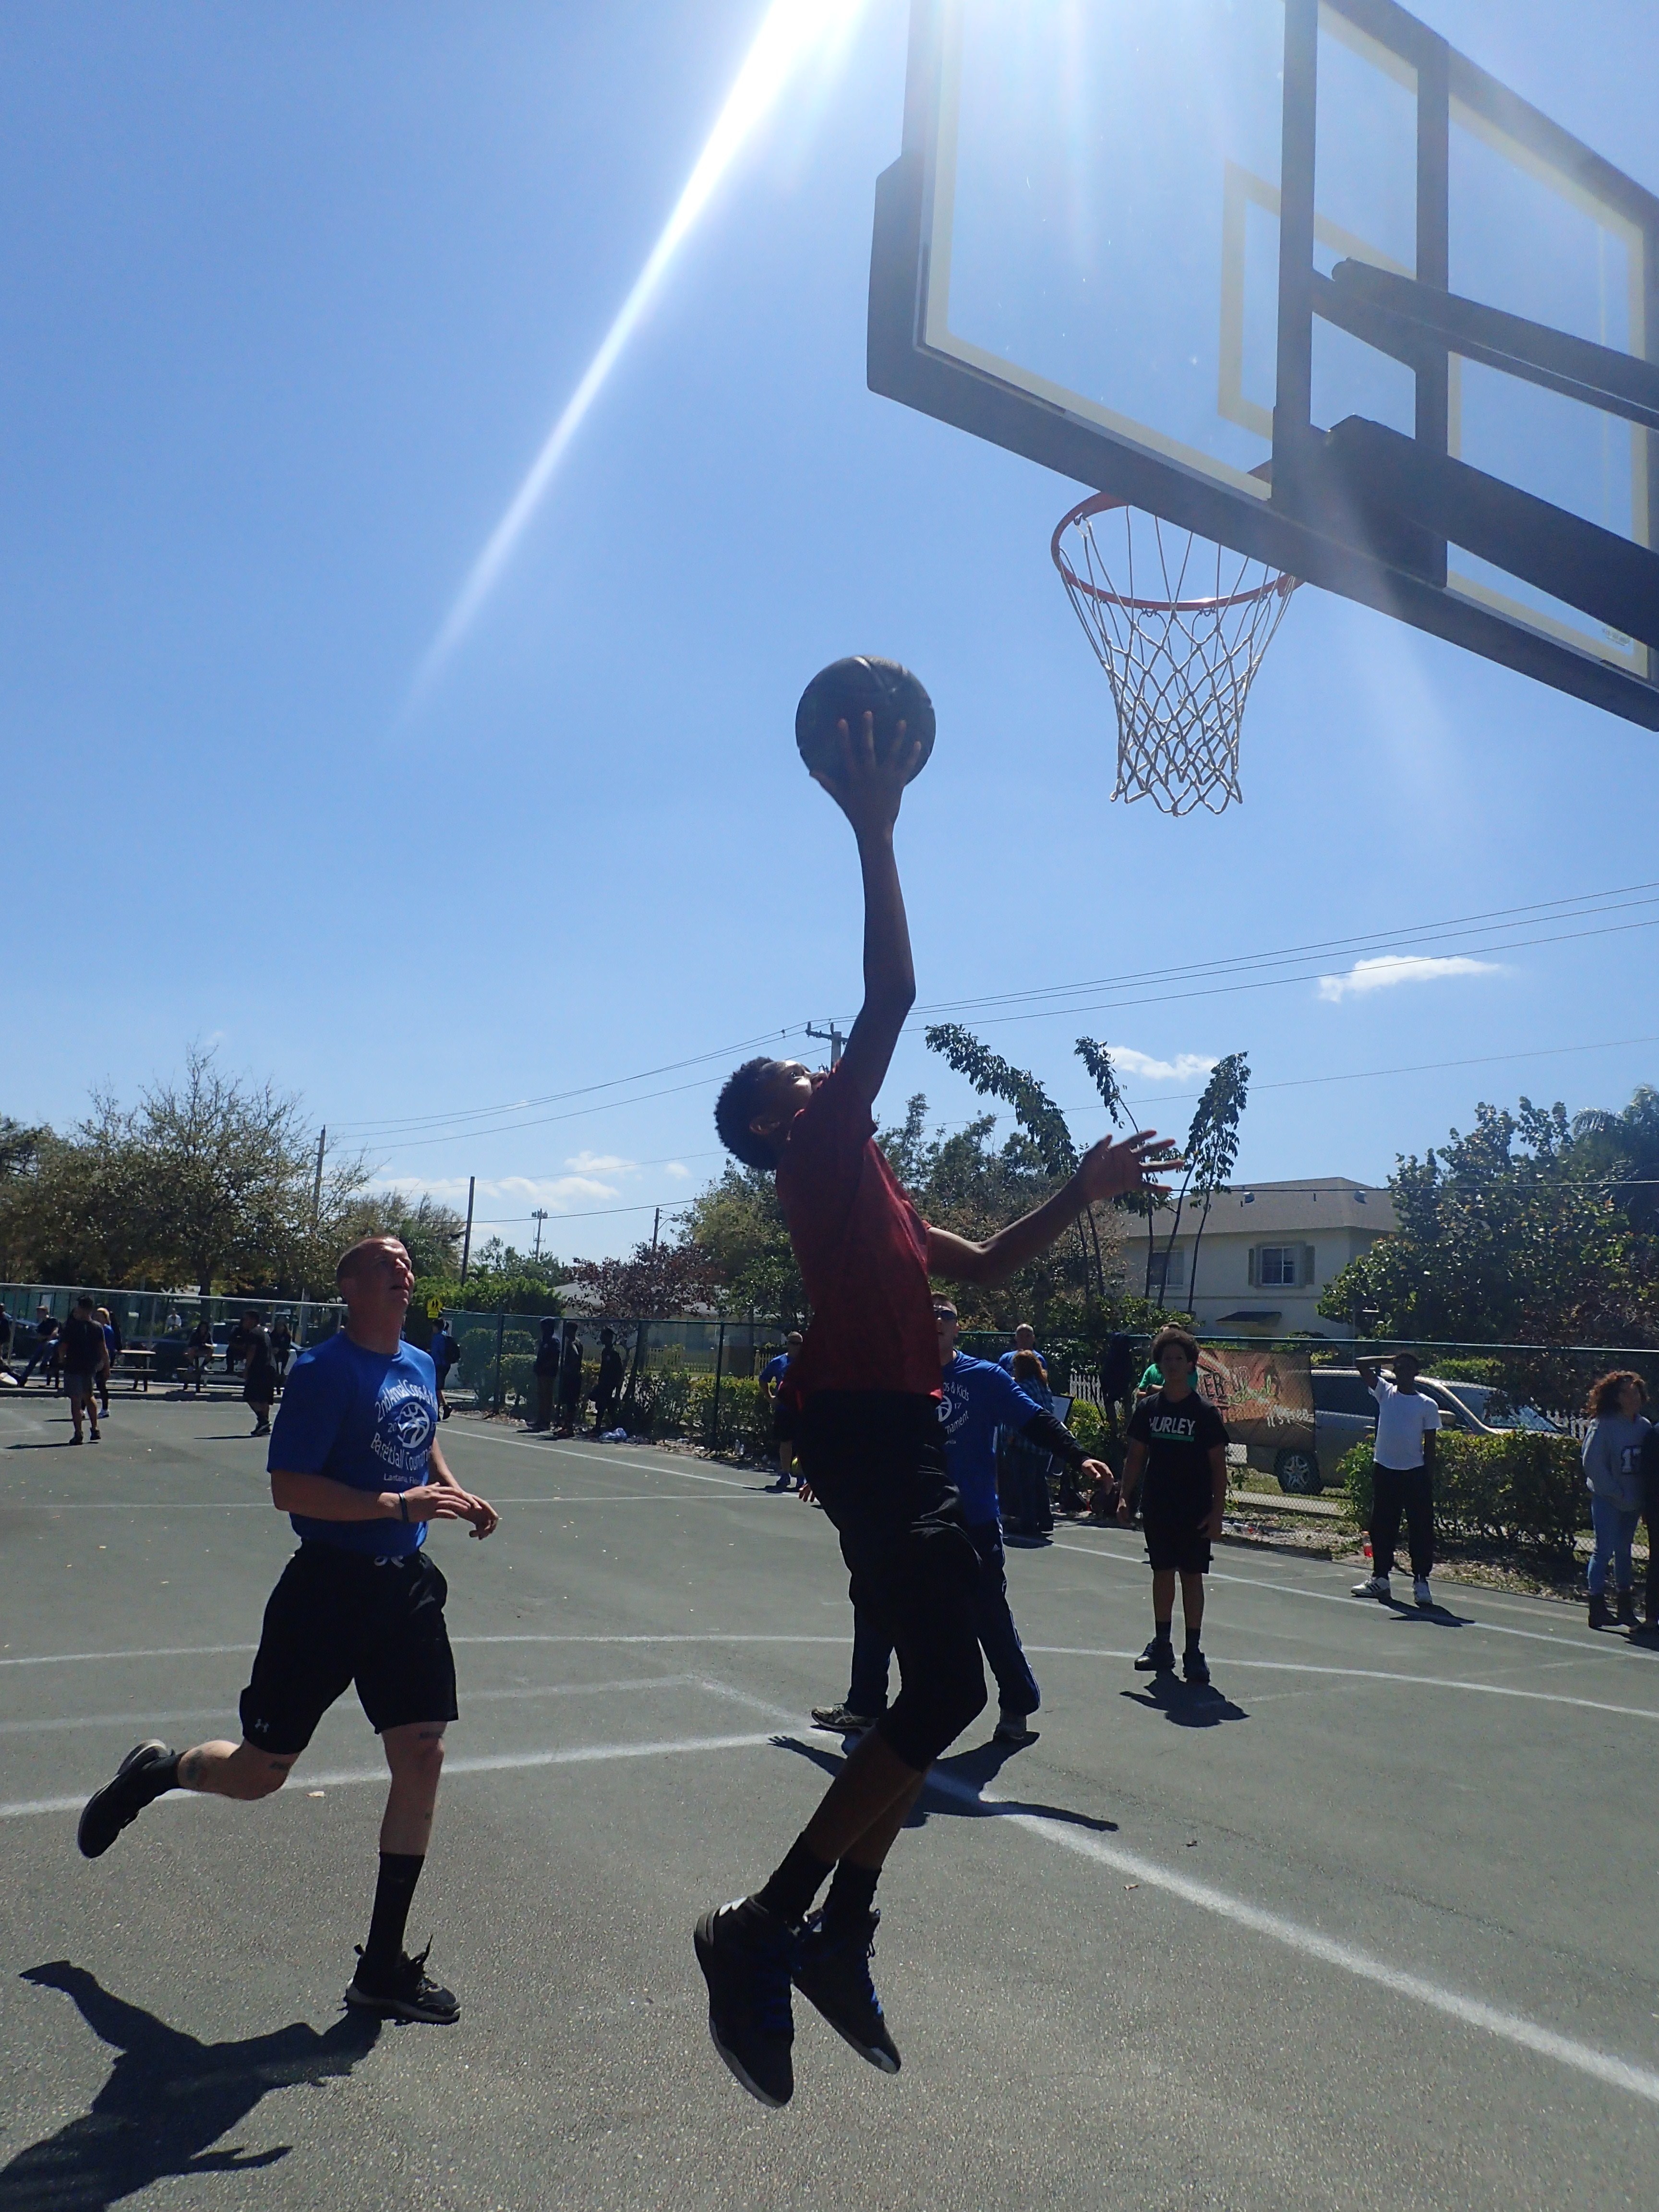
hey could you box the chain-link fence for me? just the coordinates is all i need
[0,1279,346,1390]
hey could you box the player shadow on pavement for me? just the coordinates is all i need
[1376,1596,1475,1629]
[1120,1678,1249,1727]
[2,1962,382,2212]
[771,1734,1118,1834]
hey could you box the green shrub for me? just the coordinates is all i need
[625,1366,693,1439]
[686,1374,771,1455]
[1066,1400,1106,1453]
[454,1325,536,1412]
[1339,1432,1587,1552]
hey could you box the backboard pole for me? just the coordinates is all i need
[1272,0,1319,499]
[1413,34,1450,590]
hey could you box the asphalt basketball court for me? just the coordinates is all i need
[1,1388,1655,2209]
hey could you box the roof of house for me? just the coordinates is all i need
[1147,1176,1396,1239]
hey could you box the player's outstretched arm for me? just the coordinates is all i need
[809,710,923,1111]
[925,1130,1179,1286]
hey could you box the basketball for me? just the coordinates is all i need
[794,656,936,781]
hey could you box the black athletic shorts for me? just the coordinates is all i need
[771,1400,796,1444]
[239,1541,458,1756]
[797,1391,986,1772]
[1141,1486,1213,1576]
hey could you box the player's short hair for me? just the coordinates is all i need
[336,1235,402,1286]
[715,1058,783,1170]
[786,1331,804,1348]
[1150,1325,1200,1368]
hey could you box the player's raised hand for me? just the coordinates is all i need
[809,711,923,836]
[1073,1129,1182,1206]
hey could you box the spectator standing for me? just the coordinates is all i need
[1117,1325,1228,1683]
[1641,1421,1659,1635]
[997,1323,1047,1383]
[529,1319,560,1431]
[556,1323,585,1437]
[428,1317,457,1421]
[242,1315,279,1438]
[591,1327,625,1435]
[270,1316,295,1395]
[184,1317,213,1396]
[0,1306,13,1379]
[1351,1352,1441,1608]
[998,1348,1058,1535]
[760,1332,805,1489]
[1581,1370,1649,1631]
[21,1310,60,1389]
[96,1307,122,1417]
[60,1296,110,1445]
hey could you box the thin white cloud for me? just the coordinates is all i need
[565,1151,637,1175]
[1106,1047,1218,1083]
[1316,955,1502,1003]
[663,1161,692,1180]
[371,1171,620,1211]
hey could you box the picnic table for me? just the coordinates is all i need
[115,1347,157,1394]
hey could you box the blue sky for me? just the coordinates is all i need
[4,0,1656,1265]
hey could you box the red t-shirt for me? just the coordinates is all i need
[774,1067,940,1402]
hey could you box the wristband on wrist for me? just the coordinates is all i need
[398,1491,409,1523]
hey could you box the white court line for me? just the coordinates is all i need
[0,1675,710,1738]
[0,1643,256,1670]
[1049,1537,1659,1665]
[0,1494,763,1512]
[925,1768,1659,2109]
[451,1429,757,1489]
[0,1729,784,1820]
[0,1634,841,1669]
[1023,1647,1659,1724]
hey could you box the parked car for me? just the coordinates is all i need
[1253,1368,1563,1493]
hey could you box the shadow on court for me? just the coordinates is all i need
[1121,1679,1249,1728]
[2,1963,381,2212]
[771,1734,1118,1834]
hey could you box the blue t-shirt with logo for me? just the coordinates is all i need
[267,1333,438,1556]
[939,1352,1043,1527]
[760,1354,790,1395]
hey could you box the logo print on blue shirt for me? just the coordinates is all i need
[392,1398,433,1452]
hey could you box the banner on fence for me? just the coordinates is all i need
[1196,1347,1315,1452]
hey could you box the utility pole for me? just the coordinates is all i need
[805,1021,846,1068]
[311,1127,326,1223]
[459,1176,476,1290]
[649,1205,661,1257]
[530,1207,548,1262]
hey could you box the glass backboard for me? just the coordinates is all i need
[869,0,1659,724]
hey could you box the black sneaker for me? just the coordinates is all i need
[693,1898,796,2107]
[1134,1637,1176,1673]
[793,1907,900,2074]
[1182,1647,1211,1686]
[345,1943,460,2024]
[77,1741,175,1859]
[810,1703,877,1735]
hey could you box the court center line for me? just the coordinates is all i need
[925,1769,1659,2110]
[0,1729,788,1821]
[0,1494,767,1512]
[0,1676,710,1738]
[448,1429,757,1489]
[0,1634,846,1669]
[1048,1537,1659,1665]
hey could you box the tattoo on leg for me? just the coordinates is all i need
[180,1750,205,1788]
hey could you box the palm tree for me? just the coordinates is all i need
[1571,1086,1659,1232]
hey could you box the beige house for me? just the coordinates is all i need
[1131,1177,1396,1337]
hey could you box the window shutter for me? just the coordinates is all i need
[1247,1246,1258,1287]
[1302,1244,1316,1288]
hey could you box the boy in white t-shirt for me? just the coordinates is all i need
[1351,1352,1441,1608]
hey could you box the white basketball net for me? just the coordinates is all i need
[1052,499,1297,816]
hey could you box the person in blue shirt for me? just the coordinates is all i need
[74,1236,499,2025]
[759,1331,804,1489]
[428,1316,457,1421]
[812,1300,1109,1746]
[996,1322,1047,1382]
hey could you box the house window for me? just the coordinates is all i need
[1258,1246,1298,1286]
[1148,1249,1187,1293]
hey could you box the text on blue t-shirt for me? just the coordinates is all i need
[939,1352,1043,1526]
[267,1333,438,1556]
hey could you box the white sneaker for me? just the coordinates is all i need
[1351,1574,1392,1599]
[1413,1576,1432,1608]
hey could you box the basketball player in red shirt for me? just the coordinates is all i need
[697,708,1173,2106]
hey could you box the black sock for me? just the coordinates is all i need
[823,1858,880,1932]
[1154,1618,1172,1643]
[1185,1627,1202,1651]
[754,1834,832,1925]
[137,1752,180,1804]
[361,1852,424,1979]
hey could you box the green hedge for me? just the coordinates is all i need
[1338,1431,1589,1552]
[1066,1400,1107,1454]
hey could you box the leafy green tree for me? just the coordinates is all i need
[1570,1085,1659,1233]
[1318,1094,1659,1382]
[1182,1053,1250,1308]
[680,1166,807,1326]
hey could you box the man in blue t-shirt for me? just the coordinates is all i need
[75,1236,499,2025]
[812,1300,1108,1747]
[428,1316,458,1420]
[759,1331,804,1489]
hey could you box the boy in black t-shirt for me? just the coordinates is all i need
[1118,1326,1228,1685]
